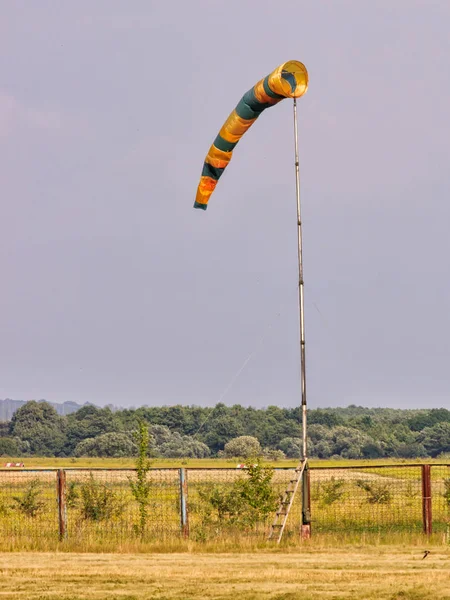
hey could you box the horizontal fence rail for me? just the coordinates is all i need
[0,465,449,543]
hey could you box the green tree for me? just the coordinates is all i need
[409,409,450,432]
[223,436,262,459]
[330,426,372,459]
[419,423,450,457]
[311,439,333,459]
[309,409,344,428]
[0,422,10,437]
[9,401,66,456]
[65,405,121,454]
[158,433,210,458]
[277,437,302,458]
[262,448,286,461]
[0,437,19,456]
[202,412,244,454]
[74,432,136,457]
[361,442,384,459]
[396,442,427,458]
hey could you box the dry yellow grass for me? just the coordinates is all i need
[1,548,449,599]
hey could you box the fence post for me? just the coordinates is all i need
[179,468,189,538]
[57,469,67,540]
[421,464,432,536]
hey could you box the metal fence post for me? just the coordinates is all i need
[421,464,432,536]
[179,468,189,539]
[57,469,67,540]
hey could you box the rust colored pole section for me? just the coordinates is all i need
[57,469,67,540]
[301,463,311,539]
[421,464,432,536]
[179,468,189,539]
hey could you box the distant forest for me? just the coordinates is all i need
[1,401,450,459]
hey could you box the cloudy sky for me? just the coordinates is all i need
[1,1,449,410]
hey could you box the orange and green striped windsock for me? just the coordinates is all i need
[194,60,308,210]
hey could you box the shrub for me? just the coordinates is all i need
[236,462,279,521]
[80,474,125,521]
[158,434,210,458]
[443,478,450,507]
[129,421,152,538]
[66,481,79,509]
[197,460,278,532]
[356,479,392,504]
[321,477,345,505]
[0,497,10,517]
[262,448,286,462]
[12,479,45,517]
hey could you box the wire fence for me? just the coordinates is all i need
[310,465,424,534]
[0,469,58,543]
[0,464,449,543]
[65,468,181,543]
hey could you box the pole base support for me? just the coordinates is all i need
[301,524,311,540]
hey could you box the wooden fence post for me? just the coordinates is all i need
[57,469,67,540]
[421,464,432,536]
[179,468,189,539]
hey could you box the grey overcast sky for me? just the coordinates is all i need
[1,1,449,410]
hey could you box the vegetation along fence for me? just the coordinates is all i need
[0,464,449,543]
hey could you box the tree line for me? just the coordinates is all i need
[0,401,449,459]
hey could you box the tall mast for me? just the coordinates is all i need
[293,97,307,460]
[293,97,311,536]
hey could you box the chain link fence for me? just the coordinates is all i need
[0,464,449,543]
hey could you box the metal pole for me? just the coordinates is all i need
[293,98,311,537]
[293,97,307,461]
[57,469,67,540]
[179,468,189,538]
[421,464,432,536]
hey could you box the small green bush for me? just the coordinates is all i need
[66,481,79,509]
[356,479,392,504]
[197,459,278,533]
[443,478,450,507]
[12,479,45,517]
[0,497,10,517]
[80,474,125,521]
[321,477,345,505]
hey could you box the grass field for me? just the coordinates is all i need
[1,546,450,599]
